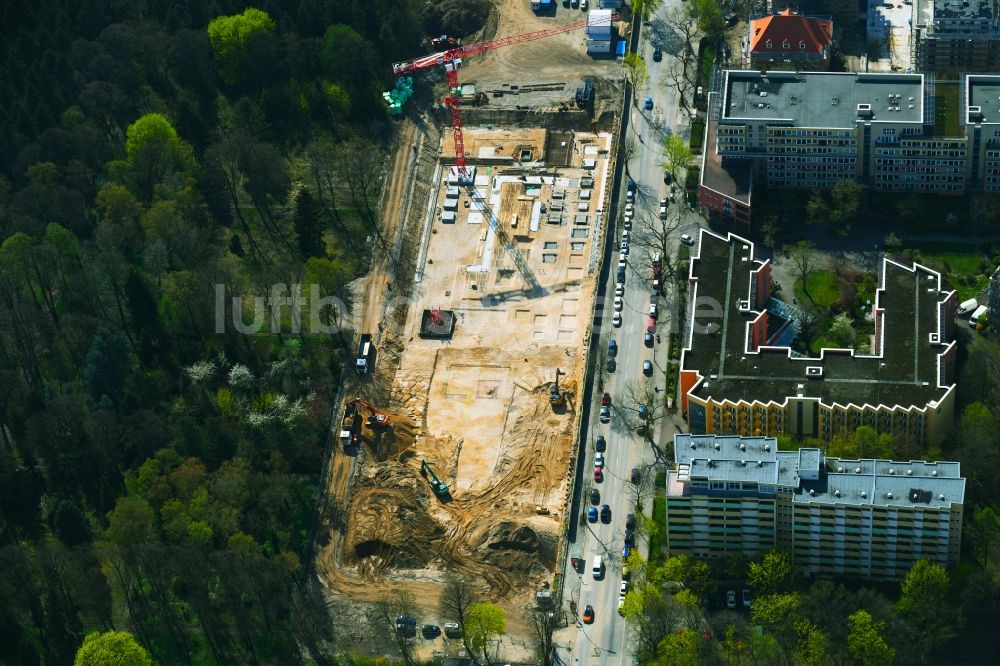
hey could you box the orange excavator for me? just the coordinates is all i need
[339,398,389,447]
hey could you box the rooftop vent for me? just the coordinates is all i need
[757,460,764,467]
[939,494,946,500]
[906,469,913,475]
[970,105,984,121]
[837,467,844,473]
[889,468,895,475]
[806,366,823,378]
[764,444,771,451]
[715,442,721,450]
[739,443,746,451]
[809,489,815,496]
[691,443,697,449]
[707,458,714,467]
[913,493,920,501]
[856,467,862,474]
[887,492,894,500]
[932,470,938,476]
[857,103,874,118]
[835,490,841,497]
[740,460,747,466]
[861,491,868,498]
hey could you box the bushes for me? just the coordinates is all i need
[689,120,705,152]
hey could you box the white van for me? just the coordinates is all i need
[592,555,604,579]
[958,298,978,316]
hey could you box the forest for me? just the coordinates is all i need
[0,0,495,663]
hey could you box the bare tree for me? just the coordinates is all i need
[620,379,668,456]
[440,577,480,664]
[526,606,559,666]
[662,4,701,111]
[630,210,684,284]
[786,240,818,303]
[369,589,418,665]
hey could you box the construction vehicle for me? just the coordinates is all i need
[392,11,619,184]
[549,368,565,407]
[420,460,450,499]
[430,35,461,49]
[339,398,390,447]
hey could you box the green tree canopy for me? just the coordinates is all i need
[847,610,895,666]
[896,559,955,656]
[123,114,194,203]
[747,550,793,595]
[74,630,154,666]
[207,8,277,85]
[465,602,505,664]
[662,135,694,182]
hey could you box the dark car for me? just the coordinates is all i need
[601,392,611,406]
[606,357,616,372]
[653,46,662,61]
[590,488,600,505]
[626,513,636,530]
[622,543,632,558]
[582,604,595,624]
[664,172,673,185]
[631,467,640,484]
[595,435,606,452]
[587,506,598,522]
[644,332,654,347]
[624,528,635,546]
[395,615,417,637]
[608,338,618,357]
[600,504,612,523]
[422,624,441,638]
[642,359,653,376]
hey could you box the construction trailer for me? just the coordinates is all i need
[356,333,375,374]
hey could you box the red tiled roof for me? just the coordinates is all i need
[749,8,832,55]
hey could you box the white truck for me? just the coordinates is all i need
[958,298,978,316]
[356,333,375,374]
[969,304,988,328]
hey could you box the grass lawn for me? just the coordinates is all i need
[934,83,962,138]
[795,269,839,308]
[649,496,667,565]
[906,242,994,300]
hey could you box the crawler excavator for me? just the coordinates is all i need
[338,398,389,447]
[549,368,565,407]
[420,460,450,499]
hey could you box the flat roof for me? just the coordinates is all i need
[722,70,924,128]
[967,75,1000,125]
[681,230,955,410]
[671,435,965,509]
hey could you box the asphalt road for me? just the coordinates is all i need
[564,3,707,664]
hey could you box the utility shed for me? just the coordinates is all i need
[446,186,460,199]
[441,210,456,223]
[574,214,590,226]
[580,177,595,188]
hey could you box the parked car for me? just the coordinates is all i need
[727,590,737,609]
[643,359,653,376]
[664,171,672,185]
[613,296,623,311]
[595,452,605,468]
[631,467,640,483]
[653,46,662,61]
[601,392,611,406]
[615,284,625,297]
[622,229,630,243]
[620,241,629,255]
[618,257,626,270]
[680,233,695,246]
[395,615,417,637]
[590,488,600,504]
[443,622,462,638]
[587,506,598,522]
[622,543,631,558]
[626,513,636,529]
[422,624,441,638]
[608,339,618,356]
[644,332,654,347]
[624,203,634,215]
[742,589,752,608]
[613,313,622,327]
[581,0,589,10]
[660,196,669,207]
[600,504,612,523]
[644,96,653,110]
[606,357,616,372]
[623,216,632,230]
[600,404,611,421]
[582,604,594,624]
[624,528,635,545]
[626,190,634,204]
[646,317,655,332]
[659,205,668,219]
[594,466,603,482]
[638,404,648,419]
[595,435,606,452]
[649,304,658,320]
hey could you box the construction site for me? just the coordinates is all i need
[314,1,623,659]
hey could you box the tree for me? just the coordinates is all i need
[124,113,194,204]
[74,630,153,666]
[655,628,701,666]
[747,550,793,595]
[526,606,557,666]
[440,577,479,663]
[662,135,694,183]
[828,313,857,347]
[465,602,505,666]
[694,0,726,44]
[294,188,325,258]
[207,8,277,84]
[829,179,862,234]
[847,610,895,666]
[622,583,687,658]
[787,240,818,303]
[896,559,955,658]
[84,325,130,404]
[631,0,665,22]
[624,53,649,103]
[631,209,683,283]
[796,622,833,666]
[750,592,802,650]
[968,505,1000,578]
[370,590,418,665]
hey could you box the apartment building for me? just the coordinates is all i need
[914,0,1000,72]
[678,230,958,448]
[747,8,833,72]
[665,434,966,581]
[700,70,1000,223]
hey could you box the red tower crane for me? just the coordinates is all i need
[392,13,619,183]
